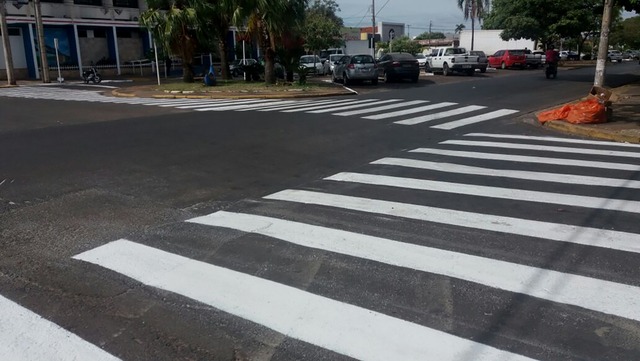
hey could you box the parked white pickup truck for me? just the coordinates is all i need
[424,47,480,76]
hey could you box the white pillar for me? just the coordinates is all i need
[28,23,39,79]
[73,23,82,77]
[112,25,120,75]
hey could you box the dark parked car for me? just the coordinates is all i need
[376,53,420,82]
[331,54,378,85]
[470,50,488,73]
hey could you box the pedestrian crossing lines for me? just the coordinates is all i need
[0,86,520,130]
[0,294,121,361]
[66,133,640,360]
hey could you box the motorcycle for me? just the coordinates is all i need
[82,66,102,84]
[545,62,557,79]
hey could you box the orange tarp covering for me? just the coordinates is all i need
[537,98,607,124]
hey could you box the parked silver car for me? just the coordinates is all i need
[300,55,329,75]
[331,54,378,85]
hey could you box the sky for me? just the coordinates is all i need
[335,0,639,38]
[335,0,487,37]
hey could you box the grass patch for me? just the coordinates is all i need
[154,79,331,93]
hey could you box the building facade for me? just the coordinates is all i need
[0,0,240,80]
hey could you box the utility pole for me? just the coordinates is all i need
[34,0,50,83]
[1,0,16,85]
[594,0,613,87]
[407,24,410,39]
[371,0,375,58]
[428,20,432,48]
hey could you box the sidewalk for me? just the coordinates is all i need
[523,81,640,143]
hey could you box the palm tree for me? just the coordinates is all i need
[194,0,237,80]
[237,0,306,84]
[455,23,466,35]
[141,0,201,83]
[457,0,491,50]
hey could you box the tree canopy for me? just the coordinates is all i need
[414,31,446,40]
[483,0,639,47]
[378,36,422,55]
[610,15,640,49]
[302,0,344,53]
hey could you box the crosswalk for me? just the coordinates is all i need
[0,86,519,130]
[4,132,640,360]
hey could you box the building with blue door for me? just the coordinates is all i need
[0,0,243,80]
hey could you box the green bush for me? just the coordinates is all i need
[296,65,311,85]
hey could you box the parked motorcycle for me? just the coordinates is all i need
[82,66,102,84]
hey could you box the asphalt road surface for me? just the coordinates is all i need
[1,62,640,361]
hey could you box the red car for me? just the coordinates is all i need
[488,49,527,69]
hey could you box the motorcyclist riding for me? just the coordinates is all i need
[545,45,559,79]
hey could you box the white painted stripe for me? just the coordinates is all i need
[176,99,258,109]
[465,133,640,148]
[157,99,242,107]
[363,102,458,120]
[0,294,120,361]
[279,98,366,112]
[372,157,640,189]
[410,148,640,171]
[325,172,640,214]
[236,100,315,111]
[74,239,537,361]
[394,105,485,125]
[441,140,640,158]
[308,99,401,113]
[264,190,640,254]
[431,109,520,129]
[333,100,428,116]
[258,98,340,112]
[190,211,640,322]
[195,100,282,111]
[197,100,287,111]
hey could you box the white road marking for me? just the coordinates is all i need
[74,239,537,361]
[280,98,369,112]
[0,294,121,361]
[409,148,640,171]
[157,99,244,107]
[441,140,640,158]
[308,99,401,113]
[392,105,483,124]
[189,211,640,322]
[333,100,428,116]
[236,100,315,111]
[258,98,340,112]
[465,133,640,148]
[325,172,640,214]
[363,102,458,120]
[177,99,269,109]
[195,100,280,111]
[264,190,640,254]
[372,157,640,189]
[431,109,520,129]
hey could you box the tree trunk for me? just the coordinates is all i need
[218,38,231,80]
[471,17,475,51]
[1,0,16,85]
[264,47,275,84]
[594,0,613,87]
[34,0,50,83]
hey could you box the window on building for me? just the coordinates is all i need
[73,0,102,6]
[113,0,138,8]
[0,28,21,36]
[116,29,138,38]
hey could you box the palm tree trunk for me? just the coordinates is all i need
[218,38,231,80]
[1,1,17,85]
[471,17,475,51]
